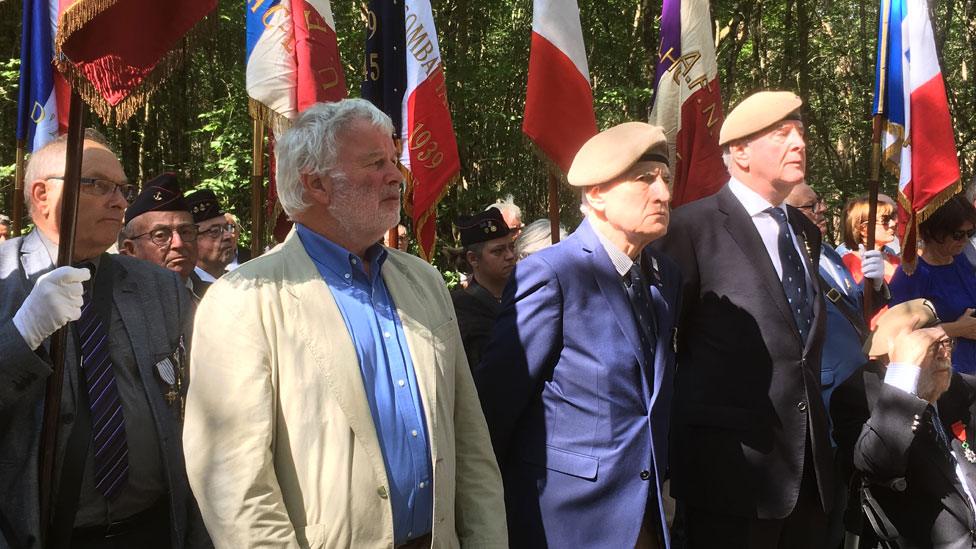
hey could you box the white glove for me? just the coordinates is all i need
[859,244,885,291]
[12,266,91,350]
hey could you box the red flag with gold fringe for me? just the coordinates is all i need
[54,0,217,124]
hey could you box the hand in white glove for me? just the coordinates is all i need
[859,244,885,291]
[12,266,91,350]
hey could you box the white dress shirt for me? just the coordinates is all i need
[193,265,218,283]
[727,178,813,295]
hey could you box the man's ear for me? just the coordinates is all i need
[301,173,331,207]
[119,239,136,256]
[584,185,606,213]
[28,179,51,216]
[465,250,479,268]
[729,142,750,169]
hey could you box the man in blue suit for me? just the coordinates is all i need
[474,122,681,548]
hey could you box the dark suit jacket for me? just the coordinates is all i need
[451,278,501,369]
[475,219,682,548]
[0,231,208,548]
[654,183,832,520]
[845,366,976,548]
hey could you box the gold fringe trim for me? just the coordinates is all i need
[897,178,962,275]
[523,133,570,183]
[249,99,294,136]
[412,171,459,263]
[55,2,215,125]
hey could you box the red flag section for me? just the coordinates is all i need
[523,0,597,176]
[292,0,347,110]
[55,0,216,123]
[649,0,727,207]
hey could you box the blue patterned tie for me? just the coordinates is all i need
[78,275,129,500]
[626,263,658,358]
[766,207,813,342]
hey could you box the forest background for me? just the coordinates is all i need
[1,0,975,269]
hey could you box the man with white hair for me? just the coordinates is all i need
[183,98,507,548]
[486,195,523,238]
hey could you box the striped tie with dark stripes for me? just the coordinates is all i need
[78,285,129,500]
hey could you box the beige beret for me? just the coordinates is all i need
[718,91,803,146]
[567,122,669,187]
[863,298,940,357]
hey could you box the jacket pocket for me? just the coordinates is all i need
[523,444,599,480]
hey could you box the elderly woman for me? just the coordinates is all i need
[890,194,976,374]
[515,218,567,260]
[839,194,900,284]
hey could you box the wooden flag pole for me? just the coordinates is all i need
[250,119,265,257]
[39,90,86,544]
[864,0,891,322]
[548,170,561,244]
[13,139,26,235]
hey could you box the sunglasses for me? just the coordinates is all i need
[949,228,976,241]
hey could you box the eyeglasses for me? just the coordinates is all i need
[949,228,976,241]
[861,215,895,227]
[47,177,138,203]
[198,223,236,239]
[795,199,824,212]
[130,224,199,247]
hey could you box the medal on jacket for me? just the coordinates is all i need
[951,421,976,463]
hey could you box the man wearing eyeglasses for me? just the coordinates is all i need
[119,173,205,303]
[0,130,208,547]
[185,190,236,294]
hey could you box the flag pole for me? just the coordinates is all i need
[39,90,85,544]
[548,170,561,244]
[13,139,26,235]
[864,0,891,321]
[250,118,265,257]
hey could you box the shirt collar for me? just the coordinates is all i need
[592,224,636,278]
[194,265,218,283]
[727,177,787,218]
[295,223,388,283]
[37,229,102,269]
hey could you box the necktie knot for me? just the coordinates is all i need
[766,206,789,225]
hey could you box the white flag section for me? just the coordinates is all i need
[246,1,298,124]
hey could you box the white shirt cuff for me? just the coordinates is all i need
[883,362,922,395]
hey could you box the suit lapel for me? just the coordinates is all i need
[716,187,800,344]
[577,221,648,376]
[281,235,386,469]
[20,230,55,286]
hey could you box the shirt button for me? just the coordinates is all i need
[351,258,358,264]
[344,273,351,279]
[398,379,406,387]
[411,429,418,437]
[383,331,391,338]
[419,481,425,488]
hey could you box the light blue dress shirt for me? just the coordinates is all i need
[296,224,433,544]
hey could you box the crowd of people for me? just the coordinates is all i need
[3,91,976,549]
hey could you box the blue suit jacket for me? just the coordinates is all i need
[474,219,681,548]
[818,245,869,413]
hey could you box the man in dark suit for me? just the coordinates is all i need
[655,91,831,547]
[452,209,515,368]
[0,131,208,548]
[475,122,681,548]
[835,299,976,548]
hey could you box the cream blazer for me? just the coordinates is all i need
[183,231,507,548]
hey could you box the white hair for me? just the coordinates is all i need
[486,194,522,221]
[516,218,567,259]
[274,99,394,217]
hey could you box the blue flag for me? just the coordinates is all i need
[16,0,60,152]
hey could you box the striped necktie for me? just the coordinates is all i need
[77,272,129,500]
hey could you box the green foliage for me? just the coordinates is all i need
[2,0,976,257]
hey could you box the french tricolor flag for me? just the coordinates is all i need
[873,0,960,265]
[522,0,597,176]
